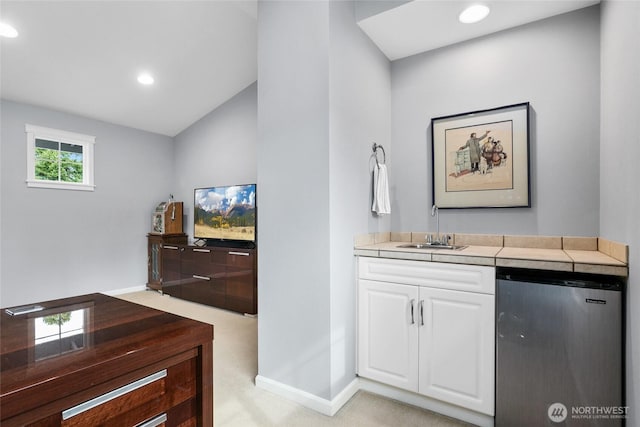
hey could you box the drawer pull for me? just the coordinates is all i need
[136,413,168,427]
[229,251,250,256]
[163,245,178,250]
[193,275,211,281]
[5,304,44,316]
[62,370,167,420]
[193,248,211,253]
[410,299,415,325]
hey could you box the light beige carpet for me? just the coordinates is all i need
[116,291,470,427]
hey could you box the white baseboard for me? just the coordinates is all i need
[101,285,147,296]
[330,378,360,415]
[255,375,359,416]
[359,378,494,427]
[255,375,493,426]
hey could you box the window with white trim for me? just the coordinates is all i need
[26,124,95,191]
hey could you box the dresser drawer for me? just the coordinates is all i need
[182,248,224,278]
[225,250,255,268]
[59,357,195,427]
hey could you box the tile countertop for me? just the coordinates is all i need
[354,233,628,277]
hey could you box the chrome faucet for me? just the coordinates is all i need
[430,204,440,244]
[419,204,457,248]
[425,205,451,246]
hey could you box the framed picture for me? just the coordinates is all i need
[431,102,530,209]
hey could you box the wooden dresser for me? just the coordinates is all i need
[152,243,258,315]
[0,293,213,426]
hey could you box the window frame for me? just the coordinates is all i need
[25,124,96,191]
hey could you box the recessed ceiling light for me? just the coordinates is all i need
[0,22,19,38]
[137,73,154,86]
[459,4,490,24]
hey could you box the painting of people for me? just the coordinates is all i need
[431,102,530,208]
[444,119,513,193]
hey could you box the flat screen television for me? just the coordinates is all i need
[194,184,256,245]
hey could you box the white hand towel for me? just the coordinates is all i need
[372,164,391,215]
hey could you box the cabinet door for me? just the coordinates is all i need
[147,236,163,289]
[161,245,182,296]
[358,279,419,392]
[418,286,495,415]
[225,250,257,314]
[162,245,182,282]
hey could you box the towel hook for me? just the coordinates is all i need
[372,143,386,166]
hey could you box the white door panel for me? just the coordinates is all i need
[358,279,419,392]
[419,287,495,415]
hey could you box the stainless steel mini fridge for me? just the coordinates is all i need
[496,268,624,426]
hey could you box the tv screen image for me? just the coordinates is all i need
[194,184,256,242]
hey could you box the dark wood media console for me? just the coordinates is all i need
[147,237,257,315]
[0,293,213,427]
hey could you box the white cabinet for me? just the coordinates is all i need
[357,257,495,416]
[358,279,419,392]
[418,286,495,415]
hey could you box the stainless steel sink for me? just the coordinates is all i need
[397,243,467,251]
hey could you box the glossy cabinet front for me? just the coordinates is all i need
[180,247,227,308]
[160,245,257,315]
[0,294,213,426]
[146,233,188,291]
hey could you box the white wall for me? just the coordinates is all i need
[257,0,333,399]
[257,0,390,401]
[0,100,174,307]
[599,1,640,424]
[172,82,257,242]
[391,6,601,236]
[328,1,391,397]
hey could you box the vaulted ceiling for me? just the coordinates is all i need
[0,1,598,137]
[1,1,258,136]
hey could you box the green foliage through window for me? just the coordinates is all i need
[42,312,72,326]
[35,139,83,183]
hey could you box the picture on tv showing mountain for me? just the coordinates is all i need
[194,184,256,242]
